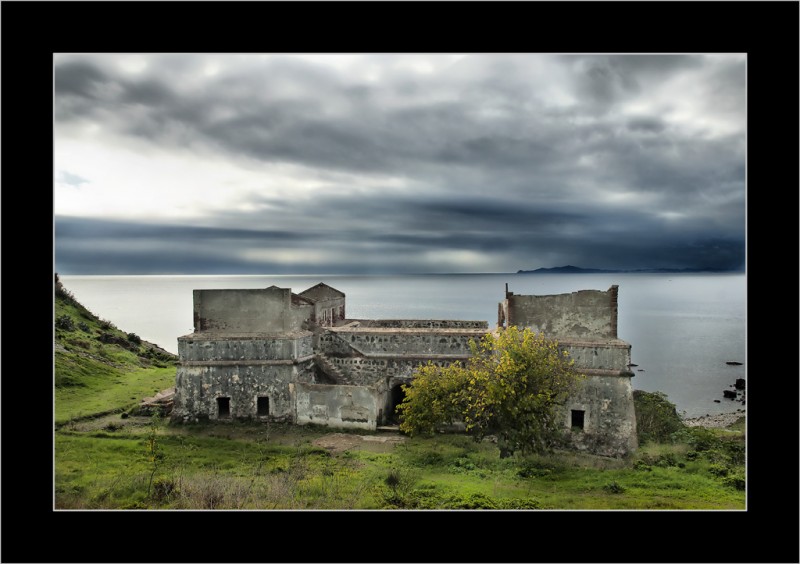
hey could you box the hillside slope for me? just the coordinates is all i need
[54,275,178,424]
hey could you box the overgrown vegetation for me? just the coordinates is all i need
[398,327,584,457]
[55,418,745,509]
[54,274,178,425]
[633,389,685,443]
[54,277,745,510]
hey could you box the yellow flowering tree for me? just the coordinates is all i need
[398,326,584,457]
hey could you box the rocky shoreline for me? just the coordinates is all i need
[682,410,745,428]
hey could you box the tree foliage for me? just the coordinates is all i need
[398,327,584,457]
[632,390,685,444]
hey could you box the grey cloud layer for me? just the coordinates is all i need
[55,54,745,273]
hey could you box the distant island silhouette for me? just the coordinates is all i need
[517,265,741,274]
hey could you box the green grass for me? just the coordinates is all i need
[54,278,178,425]
[55,419,745,509]
[56,365,176,424]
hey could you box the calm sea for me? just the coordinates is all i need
[59,273,746,419]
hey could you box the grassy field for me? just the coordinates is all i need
[55,415,745,510]
[53,277,745,510]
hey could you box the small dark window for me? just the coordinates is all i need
[257,396,270,416]
[571,409,585,430]
[217,397,230,418]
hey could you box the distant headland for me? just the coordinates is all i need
[517,265,742,274]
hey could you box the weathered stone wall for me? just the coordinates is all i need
[562,373,637,457]
[172,361,314,422]
[178,334,314,362]
[354,319,488,329]
[506,286,618,339]
[193,288,308,333]
[331,330,483,356]
[328,356,467,387]
[295,383,379,430]
[289,302,314,330]
[318,331,355,356]
[559,340,631,372]
[329,357,388,385]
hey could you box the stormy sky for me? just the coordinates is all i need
[55,54,746,274]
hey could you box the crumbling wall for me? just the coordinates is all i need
[562,373,638,457]
[172,361,313,422]
[295,383,379,430]
[506,286,619,339]
[178,334,313,362]
[193,288,293,333]
[318,331,356,356]
[332,330,482,356]
[299,283,346,325]
[354,319,488,329]
[558,340,631,372]
[328,356,466,387]
[329,357,388,385]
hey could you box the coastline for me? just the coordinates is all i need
[681,409,745,429]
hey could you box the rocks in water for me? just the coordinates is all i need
[723,390,737,399]
[628,363,638,367]
[726,361,743,366]
[735,378,746,390]
[713,399,721,403]
[637,369,644,372]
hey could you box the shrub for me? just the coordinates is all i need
[724,472,746,491]
[56,314,75,331]
[78,321,91,332]
[654,453,680,468]
[497,498,541,509]
[633,390,685,444]
[516,454,566,478]
[127,332,142,345]
[708,463,729,477]
[55,274,77,304]
[399,327,584,457]
[151,478,179,502]
[603,481,626,494]
[449,457,477,473]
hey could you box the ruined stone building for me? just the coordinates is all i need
[498,284,637,456]
[173,282,637,456]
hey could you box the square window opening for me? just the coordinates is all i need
[217,397,231,418]
[571,409,585,431]
[257,396,270,417]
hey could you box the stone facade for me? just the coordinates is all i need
[499,284,637,457]
[173,282,637,457]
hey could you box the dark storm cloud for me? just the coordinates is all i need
[55,54,745,273]
[54,61,106,96]
[565,54,704,107]
[55,216,306,243]
[626,117,665,133]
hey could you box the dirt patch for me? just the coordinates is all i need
[313,432,406,454]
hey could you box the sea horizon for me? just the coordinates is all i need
[58,272,746,420]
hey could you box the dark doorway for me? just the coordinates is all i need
[388,384,406,424]
[571,409,585,431]
[257,396,270,416]
[217,397,231,418]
